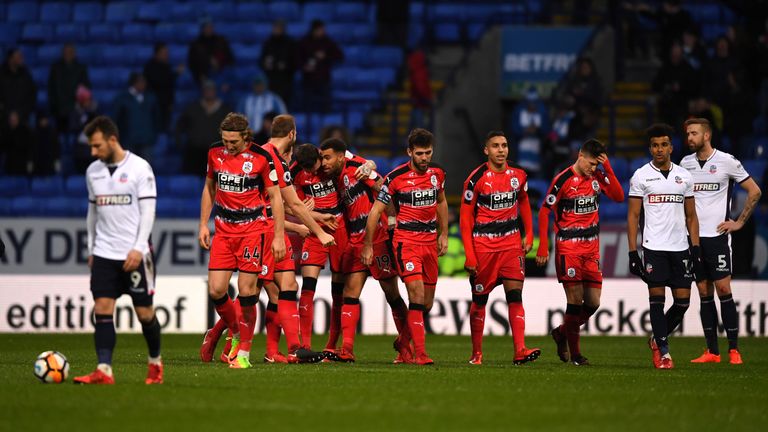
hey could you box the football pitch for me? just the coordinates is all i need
[1,334,766,431]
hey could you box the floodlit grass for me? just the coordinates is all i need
[2,334,766,431]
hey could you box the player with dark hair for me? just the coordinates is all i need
[680,118,761,365]
[74,116,162,384]
[320,138,413,363]
[627,123,702,369]
[460,131,540,365]
[363,128,448,365]
[536,138,624,365]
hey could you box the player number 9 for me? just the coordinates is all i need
[131,271,142,288]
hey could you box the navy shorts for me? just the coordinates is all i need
[642,248,693,289]
[699,235,731,281]
[90,254,156,306]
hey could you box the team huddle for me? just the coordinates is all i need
[73,113,761,383]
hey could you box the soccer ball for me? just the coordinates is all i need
[34,351,70,383]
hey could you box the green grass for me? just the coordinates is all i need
[1,334,766,431]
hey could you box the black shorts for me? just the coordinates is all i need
[642,248,693,289]
[90,254,156,306]
[699,235,731,281]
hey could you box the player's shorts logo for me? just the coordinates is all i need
[545,194,557,205]
[242,161,253,173]
[510,177,520,190]
[709,164,717,174]
[567,267,576,278]
[343,175,350,187]
[301,251,309,261]
[675,176,683,184]
[463,190,474,202]
[405,262,415,272]
[592,180,599,191]
[645,263,653,273]
[474,283,484,293]
[430,175,437,187]
[261,265,269,276]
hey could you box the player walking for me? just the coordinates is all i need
[536,139,624,365]
[460,131,540,365]
[627,123,703,369]
[680,118,761,364]
[74,116,162,384]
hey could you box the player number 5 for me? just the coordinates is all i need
[717,254,727,269]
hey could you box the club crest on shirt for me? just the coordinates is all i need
[242,161,253,174]
[592,180,599,191]
[709,164,717,174]
[343,175,350,187]
[675,176,683,184]
[119,173,129,183]
[430,175,438,187]
[510,177,520,190]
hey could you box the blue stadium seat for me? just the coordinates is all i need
[89,67,119,88]
[152,156,182,175]
[102,45,134,67]
[170,2,201,21]
[55,24,88,43]
[232,44,261,63]
[527,179,550,197]
[235,3,269,21]
[77,45,104,66]
[221,23,271,44]
[0,176,29,197]
[342,45,368,67]
[11,197,47,217]
[40,2,71,23]
[287,22,308,38]
[434,23,462,43]
[331,67,358,90]
[65,176,88,197]
[324,23,352,44]
[743,160,767,184]
[701,24,728,41]
[89,24,121,42]
[203,2,237,20]
[153,134,172,158]
[30,66,47,85]
[467,23,487,41]
[22,24,54,43]
[629,157,647,175]
[7,2,39,23]
[368,46,404,68]
[346,110,364,131]
[37,45,62,64]
[366,156,391,176]
[30,177,65,197]
[465,4,496,22]
[168,44,187,66]
[320,113,344,128]
[430,4,466,23]
[0,198,13,216]
[608,158,630,182]
[599,201,626,222]
[303,2,331,23]
[351,24,375,42]
[390,155,411,169]
[105,2,139,23]
[136,1,172,22]
[156,198,198,218]
[686,3,721,23]
[269,2,301,21]
[154,23,198,43]
[409,2,426,20]
[176,71,198,91]
[122,23,155,43]
[335,3,368,22]
[167,175,203,197]
[154,175,175,196]
[0,24,20,45]
[73,3,103,23]
[130,45,153,66]
[46,197,88,217]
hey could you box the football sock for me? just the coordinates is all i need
[408,303,427,356]
[265,302,281,355]
[564,303,582,357]
[212,293,239,334]
[278,291,301,353]
[506,290,526,352]
[94,313,115,365]
[341,298,361,353]
[210,312,227,338]
[140,315,161,358]
[649,295,669,355]
[469,301,486,354]
[298,277,317,348]
[236,295,257,354]
[699,295,719,354]
[665,298,689,335]
[387,297,410,341]
[326,282,344,350]
[579,303,599,326]
[719,294,739,350]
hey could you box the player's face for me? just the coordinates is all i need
[221,131,247,155]
[649,136,673,165]
[685,124,709,152]
[407,145,433,173]
[89,131,116,163]
[320,149,344,176]
[309,158,321,175]
[484,136,508,167]
[577,152,600,177]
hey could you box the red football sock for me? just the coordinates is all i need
[326,293,343,350]
[265,303,281,355]
[299,289,315,349]
[408,305,427,356]
[210,313,227,337]
[341,300,361,352]
[213,296,239,334]
[564,313,581,357]
[388,297,411,342]
[470,302,486,354]
[237,296,257,353]
[278,292,302,353]
[507,302,526,352]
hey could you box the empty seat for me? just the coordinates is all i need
[743,160,767,184]
[430,4,466,23]
[37,45,62,64]
[11,197,47,217]
[7,2,39,22]
[55,24,88,43]
[0,176,29,197]
[73,3,103,23]
[598,201,626,222]
[31,177,65,197]
[232,43,261,63]
[235,3,269,21]
[0,24,21,45]
[629,157,647,175]
[203,3,236,20]
[0,198,13,216]
[76,45,104,66]
[607,158,630,182]
[154,23,198,43]
[65,176,88,196]
[46,197,88,217]
[335,3,368,22]
[167,175,203,197]
[136,1,172,22]
[40,2,71,22]
[434,23,462,43]
[122,23,154,43]
[89,23,121,42]
[303,2,331,23]
[22,24,54,43]
[105,2,139,23]
[170,2,201,21]
[351,24,375,42]
[467,23,487,41]
[687,4,721,23]
[269,2,301,21]
[368,46,404,67]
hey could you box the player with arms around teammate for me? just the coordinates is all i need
[198,112,290,369]
[627,123,703,369]
[75,116,162,385]
[680,118,761,364]
[460,131,540,365]
[536,139,624,365]
[363,129,448,365]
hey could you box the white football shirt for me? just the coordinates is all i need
[86,152,156,260]
[629,162,694,252]
[680,150,750,238]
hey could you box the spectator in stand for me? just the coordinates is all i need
[0,111,33,175]
[297,20,344,113]
[69,85,99,174]
[545,96,578,177]
[48,44,90,133]
[564,58,603,140]
[510,87,548,177]
[175,80,232,174]
[253,111,278,145]
[376,0,409,46]
[144,43,183,131]
[681,26,707,71]
[112,73,161,161]
[653,43,699,129]
[758,23,768,128]
[624,0,693,62]
[187,20,234,85]
[0,48,37,126]
[260,20,297,107]
[705,37,740,111]
[319,124,351,144]
[33,112,60,175]
[237,73,287,137]
[407,46,433,130]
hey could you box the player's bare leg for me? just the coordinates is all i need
[504,280,540,365]
[379,277,413,364]
[338,272,366,362]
